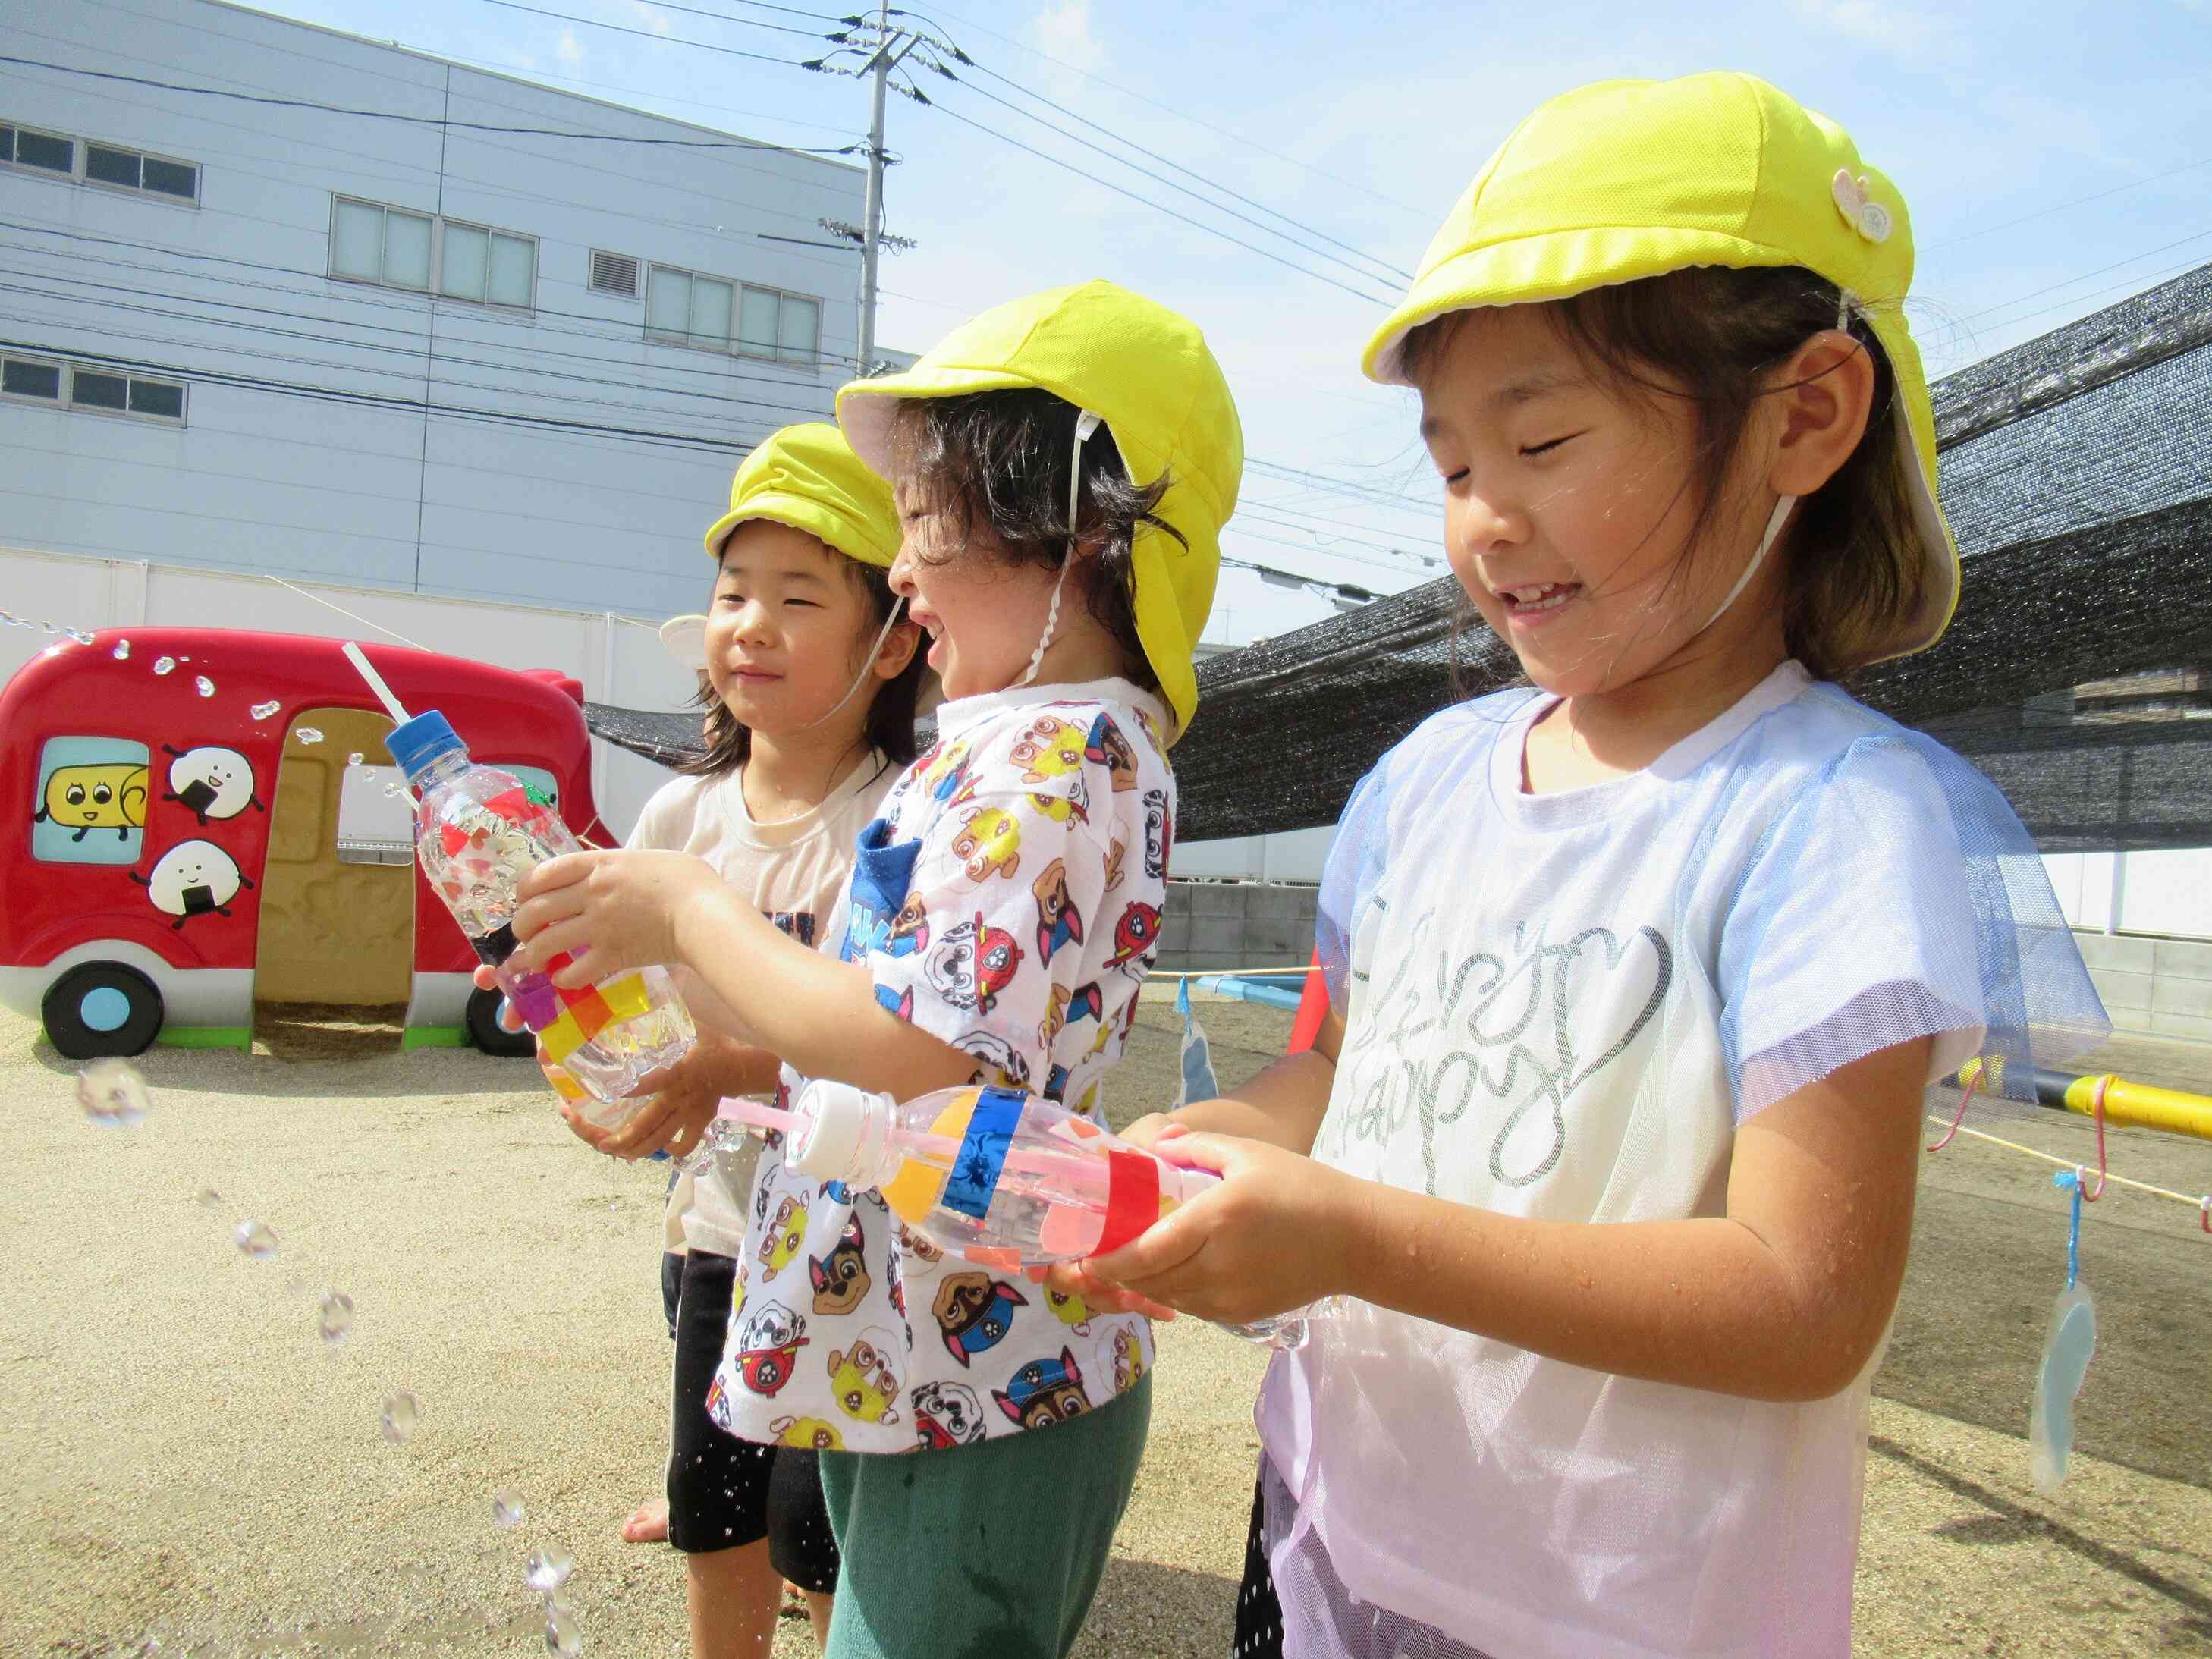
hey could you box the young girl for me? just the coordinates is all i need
[1067,75,2108,1658]
[504,280,1243,1657]
[512,421,924,1657]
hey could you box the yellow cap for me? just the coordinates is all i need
[703,421,900,569]
[1365,72,1956,662]
[837,280,1243,741]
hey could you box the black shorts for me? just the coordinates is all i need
[666,1249,841,1590]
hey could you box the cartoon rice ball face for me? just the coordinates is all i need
[162,745,259,823]
[132,839,253,928]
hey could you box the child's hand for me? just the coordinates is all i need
[470,963,530,1036]
[509,850,731,987]
[1079,1133,1367,1325]
[560,1051,721,1161]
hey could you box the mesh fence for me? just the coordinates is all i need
[589,262,2212,854]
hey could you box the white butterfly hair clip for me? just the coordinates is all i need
[1831,169,1893,244]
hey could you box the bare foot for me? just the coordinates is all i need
[621,1497,670,1544]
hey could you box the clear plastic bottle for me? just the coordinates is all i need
[385,710,693,1120]
[733,1079,1331,1347]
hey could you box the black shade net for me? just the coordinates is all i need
[589,262,2212,855]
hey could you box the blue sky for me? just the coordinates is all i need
[253,0,2212,643]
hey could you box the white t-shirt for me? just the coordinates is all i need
[1258,662,2106,1659]
[631,751,898,1260]
[709,679,1173,1456]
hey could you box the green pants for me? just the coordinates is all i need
[817,1372,1153,1659]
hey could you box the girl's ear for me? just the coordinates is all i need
[1767,331,1877,500]
[872,614,922,683]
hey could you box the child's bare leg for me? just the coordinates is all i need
[688,1541,783,1659]
[803,1590,834,1650]
[623,1497,670,1544]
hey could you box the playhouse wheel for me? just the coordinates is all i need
[42,961,165,1059]
[467,987,538,1058]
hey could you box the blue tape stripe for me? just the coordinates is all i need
[940,1086,1025,1221]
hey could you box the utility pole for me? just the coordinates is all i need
[857,1,891,378]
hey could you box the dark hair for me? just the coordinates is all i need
[678,546,923,778]
[891,389,1184,695]
[1401,265,1928,681]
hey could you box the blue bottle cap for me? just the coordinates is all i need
[385,709,467,783]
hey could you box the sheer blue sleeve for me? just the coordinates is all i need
[1315,762,1393,1012]
[1718,729,2109,1122]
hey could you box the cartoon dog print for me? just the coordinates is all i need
[1141,787,1171,881]
[731,1302,809,1397]
[1032,859,1085,966]
[770,1415,846,1452]
[1111,1327,1147,1395]
[1010,716,1085,785]
[130,840,254,931]
[1045,1287,1092,1337]
[925,914,1023,1015]
[994,1346,1092,1430]
[933,1271,1029,1368]
[808,1211,872,1317]
[160,744,263,825]
[759,1192,809,1283]
[1083,713,1138,794]
[827,1335,901,1425]
[36,763,148,842]
[882,1233,907,1321]
[894,1218,945,1268]
[1102,834,1127,895]
[918,739,974,805]
[955,1030,1031,1090]
[1105,901,1161,974]
[950,806,1022,881]
[911,1380,988,1450]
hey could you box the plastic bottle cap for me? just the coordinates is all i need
[790,1079,871,1183]
[384,709,465,783]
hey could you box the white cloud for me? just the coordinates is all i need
[555,27,585,66]
[630,3,676,37]
[1789,0,1937,52]
[1026,0,1108,95]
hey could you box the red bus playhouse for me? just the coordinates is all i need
[0,627,606,1058]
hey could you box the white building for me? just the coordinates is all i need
[0,0,864,621]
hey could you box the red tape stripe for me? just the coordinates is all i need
[1097,1146,1161,1256]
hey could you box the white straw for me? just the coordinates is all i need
[341,640,413,724]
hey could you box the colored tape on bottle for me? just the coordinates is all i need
[940,1086,1026,1220]
[1097,1146,1162,1255]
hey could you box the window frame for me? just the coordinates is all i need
[0,351,187,426]
[328,196,537,311]
[1,121,201,206]
[437,218,539,311]
[644,261,823,370]
[5,124,77,178]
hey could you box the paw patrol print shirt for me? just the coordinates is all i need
[709,677,1173,1456]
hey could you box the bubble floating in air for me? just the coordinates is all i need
[250,701,280,721]
[152,656,176,676]
[492,1489,527,1529]
[68,629,96,646]
[545,1608,582,1657]
[77,1059,149,1126]
[194,1186,222,1210]
[234,1220,279,1260]
[347,752,365,766]
[381,1390,419,1444]
[296,727,324,746]
[112,639,132,661]
[194,675,215,699]
[319,1290,354,1346]
[524,1547,573,1593]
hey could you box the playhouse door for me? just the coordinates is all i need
[254,708,413,1006]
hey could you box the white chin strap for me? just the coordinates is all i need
[793,592,907,733]
[1695,492,1796,636]
[1013,409,1103,690]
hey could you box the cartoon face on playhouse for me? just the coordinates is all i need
[161,744,265,825]
[130,840,256,929]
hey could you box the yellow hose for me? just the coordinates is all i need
[2061,1073,2212,1142]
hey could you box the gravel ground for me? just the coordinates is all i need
[5,994,2212,1657]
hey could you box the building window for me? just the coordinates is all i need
[647,263,821,367]
[330,197,535,309]
[589,250,639,298]
[2,123,200,203]
[0,351,186,423]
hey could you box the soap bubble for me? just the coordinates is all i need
[347,751,365,766]
[524,1547,573,1593]
[194,1186,222,1210]
[296,727,324,746]
[152,656,176,676]
[194,675,215,698]
[234,1220,279,1260]
[319,1290,354,1346]
[380,1390,419,1444]
[545,1608,582,1656]
[492,1489,527,1529]
[250,701,280,721]
[67,629,96,646]
[112,639,131,661]
[76,1059,149,1126]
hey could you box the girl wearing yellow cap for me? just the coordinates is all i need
[1065,76,2106,1657]
[505,280,1243,1657]
[485,423,925,1657]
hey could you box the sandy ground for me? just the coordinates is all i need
[6,994,2212,1657]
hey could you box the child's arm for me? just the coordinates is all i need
[1088,1035,1930,1405]
[1123,1004,1345,1155]
[567,1026,786,1159]
[508,850,979,1101]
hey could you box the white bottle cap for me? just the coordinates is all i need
[788,1079,872,1183]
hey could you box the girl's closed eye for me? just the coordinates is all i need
[1519,431,1585,457]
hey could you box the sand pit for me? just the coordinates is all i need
[5,993,2212,1656]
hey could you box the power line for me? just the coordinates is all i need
[470,0,812,67]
